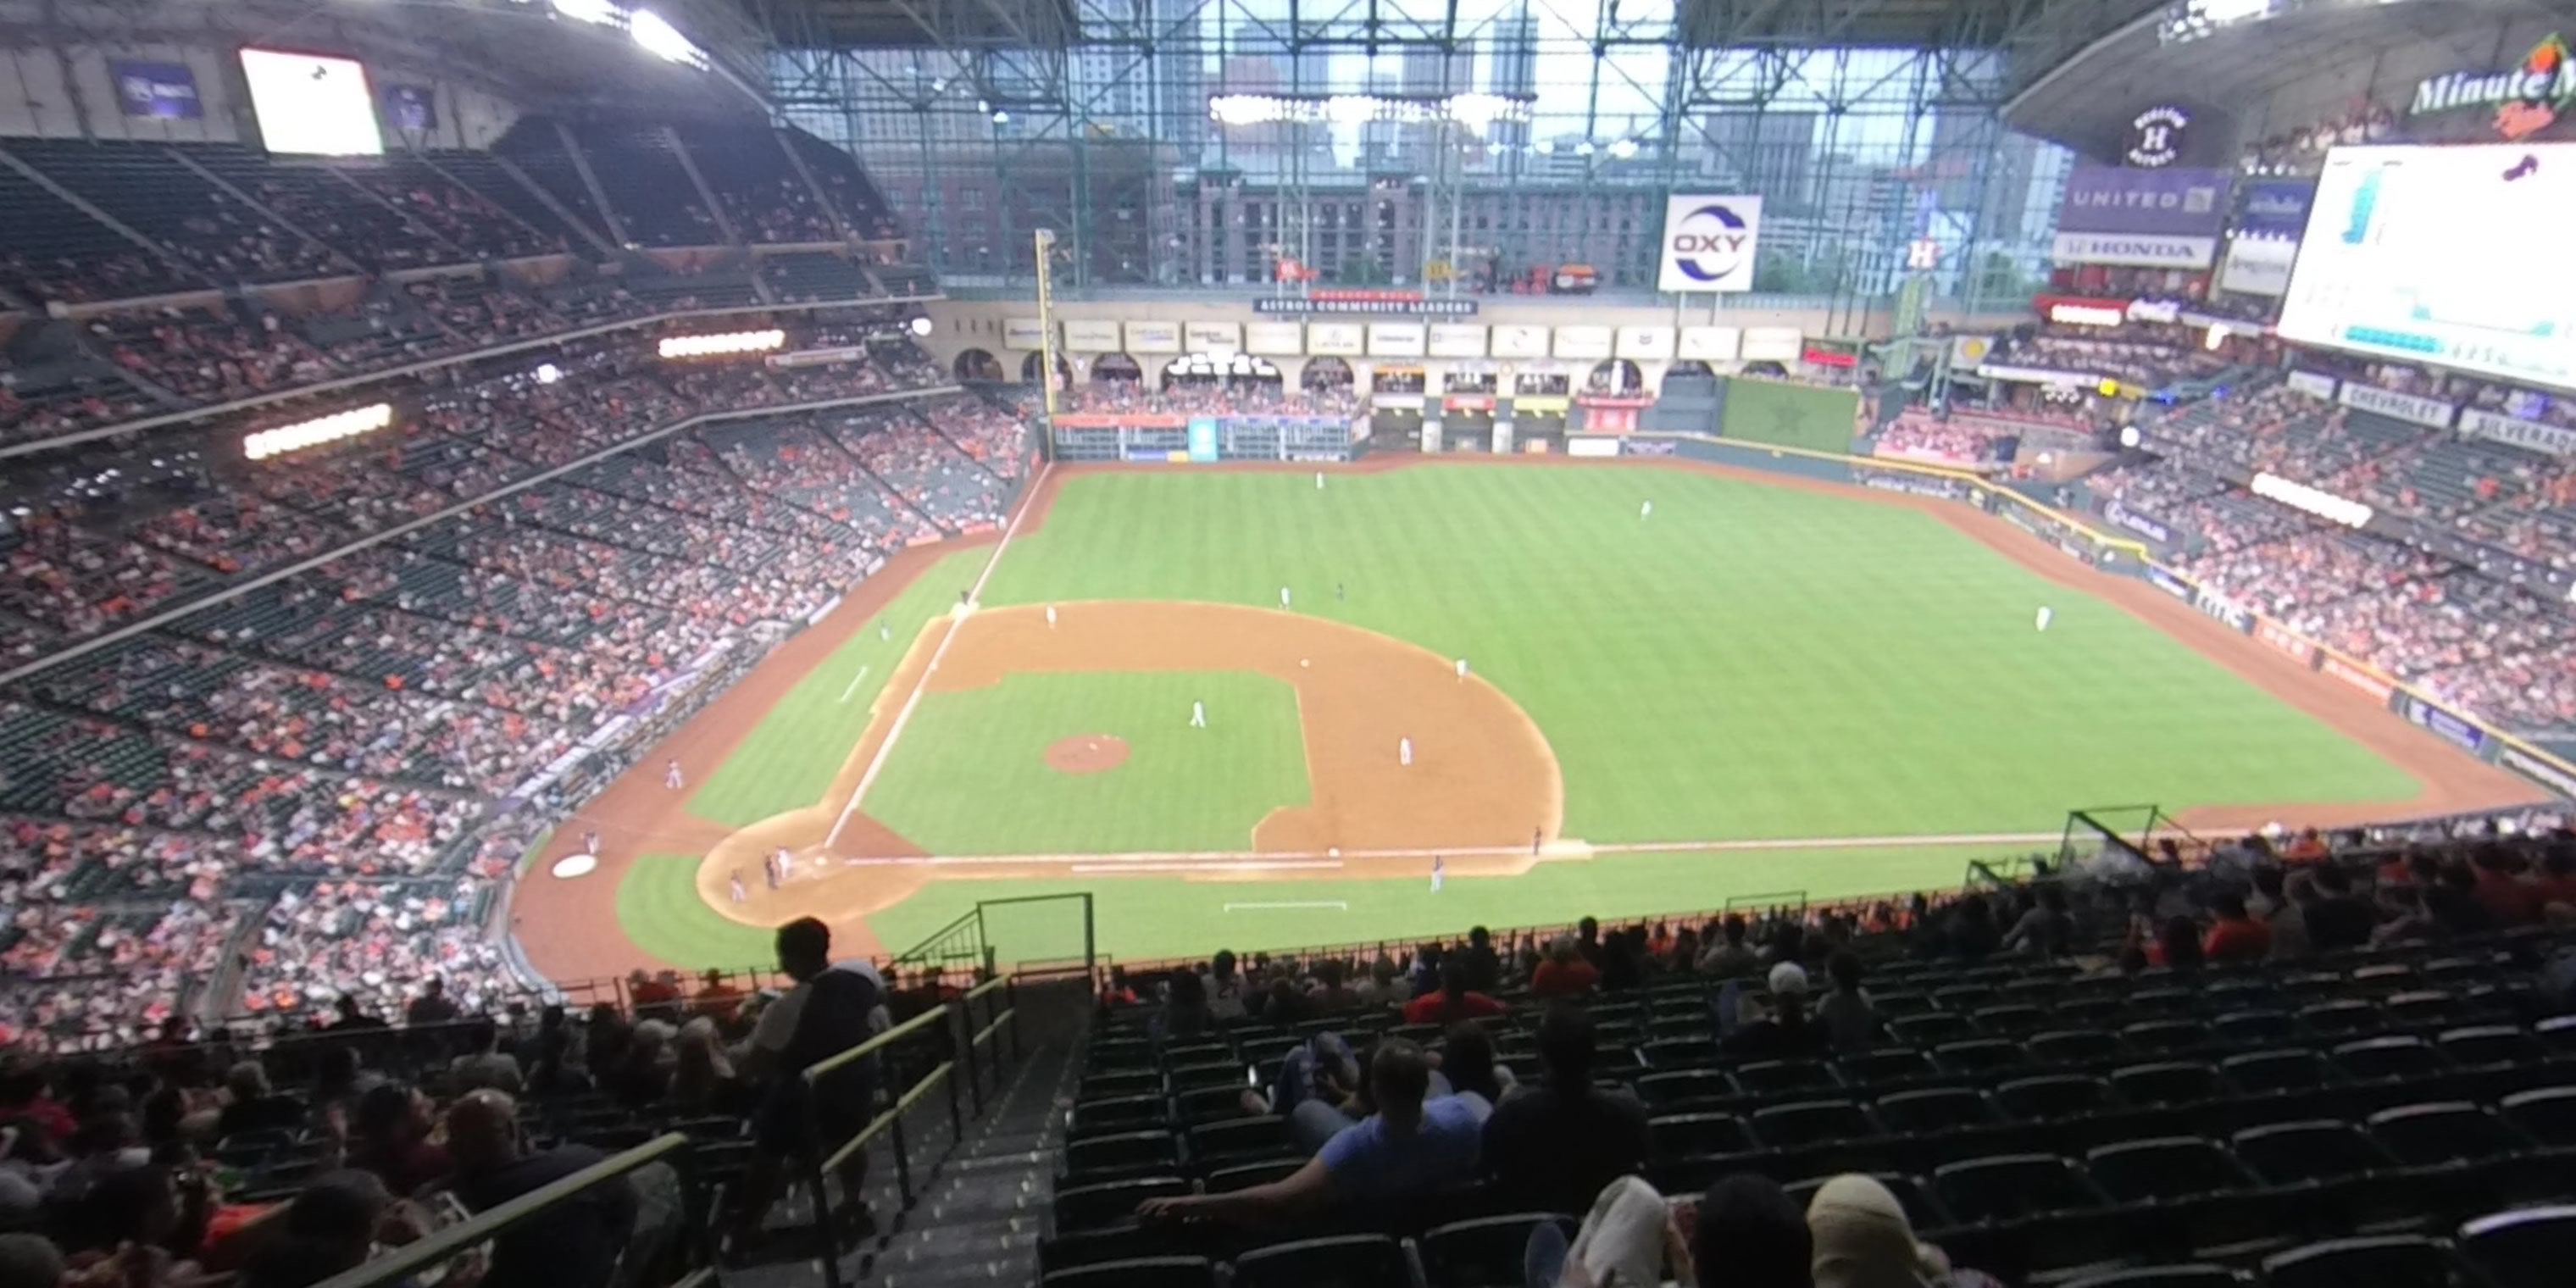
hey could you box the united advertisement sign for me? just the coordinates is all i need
[2051,165,2230,268]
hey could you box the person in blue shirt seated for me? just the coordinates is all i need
[1135,1039,1485,1225]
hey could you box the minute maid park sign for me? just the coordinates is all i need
[2411,33,2576,139]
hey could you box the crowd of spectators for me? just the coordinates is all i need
[1089,816,2575,1283]
[0,334,1027,1046]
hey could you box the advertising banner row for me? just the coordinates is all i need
[1013,319,1802,364]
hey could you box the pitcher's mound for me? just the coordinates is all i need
[1044,735,1130,774]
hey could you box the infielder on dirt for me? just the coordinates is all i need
[1399,736,1414,767]
[1455,658,1468,682]
[664,759,685,790]
[1046,604,1059,630]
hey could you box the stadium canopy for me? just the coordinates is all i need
[731,0,1082,48]
[2002,0,2576,156]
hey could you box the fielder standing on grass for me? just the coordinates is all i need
[1430,854,1445,893]
[1191,699,1208,729]
[1455,658,1468,682]
[1280,585,1292,610]
[1315,470,1325,490]
[1640,499,1653,520]
[2035,605,2054,631]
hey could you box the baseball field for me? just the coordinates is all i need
[510,456,2540,981]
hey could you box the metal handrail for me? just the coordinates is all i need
[802,1002,952,1085]
[310,1132,691,1288]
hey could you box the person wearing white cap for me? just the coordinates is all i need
[1808,1172,1996,1288]
[1718,961,1825,1061]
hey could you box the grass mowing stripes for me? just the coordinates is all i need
[686,548,991,829]
[615,852,774,969]
[863,670,1310,854]
[975,465,2417,842]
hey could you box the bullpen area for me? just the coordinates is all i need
[512,457,2539,980]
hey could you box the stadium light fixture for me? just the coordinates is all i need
[628,9,708,68]
[243,403,395,461]
[1573,141,1596,156]
[535,363,564,385]
[908,317,935,337]
[1607,138,1640,159]
[551,0,620,26]
[2251,472,2373,528]
[658,329,786,358]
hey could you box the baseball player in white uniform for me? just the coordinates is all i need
[664,759,684,790]
[1279,586,1292,610]
[1430,855,1445,893]
[1455,658,1468,682]
[2035,606,2054,632]
[1046,604,1058,630]
[1315,470,1325,490]
[1640,500,1653,519]
[729,871,747,904]
[1191,700,1208,728]
[1398,736,1413,767]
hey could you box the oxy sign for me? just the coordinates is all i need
[1657,195,1763,293]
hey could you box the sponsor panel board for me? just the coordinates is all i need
[2458,407,2576,458]
[2052,164,2230,268]
[1657,194,1763,292]
[1003,318,1046,351]
[1554,326,1613,360]
[1566,436,1620,458]
[2103,501,2174,544]
[1245,321,1305,355]
[2402,693,2489,753]
[1615,325,1675,360]
[1491,325,1549,359]
[110,59,203,119]
[1306,322,1363,356]
[2285,369,2340,399]
[1740,327,1802,362]
[2337,382,2457,429]
[2237,179,2317,238]
[1622,439,1678,457]
[1124,320,1181,354]
[2218,236,2298,297]
[1428,324,1486,358]
[2254,619,2317,665]
[1061,319,1122,353]
[1184,321,1241,353]
[2146,565,2196,602]
[1368,322,1428,358]
[2319,652,2397,702]
[2497,745,2576,798]
[1677,326,1740,362]
[2194,585,2251,630]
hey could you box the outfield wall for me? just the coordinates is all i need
[1715,378,1863,454]
[1606,433,2576,802]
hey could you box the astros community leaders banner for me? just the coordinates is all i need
[2051,165,2230,269]
[1657,194,1763,292]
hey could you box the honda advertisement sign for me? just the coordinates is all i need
[2051,165,2230,268]
[1657,195,1763,293]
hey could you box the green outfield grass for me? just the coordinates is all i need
[855,841,2025,965]
[645,462,2426,966]
[972,464,2416,844]
[863,670,1310,853]
[687,548,991,828]
[617,852,774,968]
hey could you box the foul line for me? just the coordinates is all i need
[836,664,871,704]
[826,460,1052,848]
[832,829,2063,869]
[1224,901,1350,911]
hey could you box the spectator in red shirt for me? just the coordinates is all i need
[1402,965,1507,1025]
[2470,848,2540,928]
[2201,891,2273,963]
[0,1061,76,1146]
[1530,936,1599,999]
